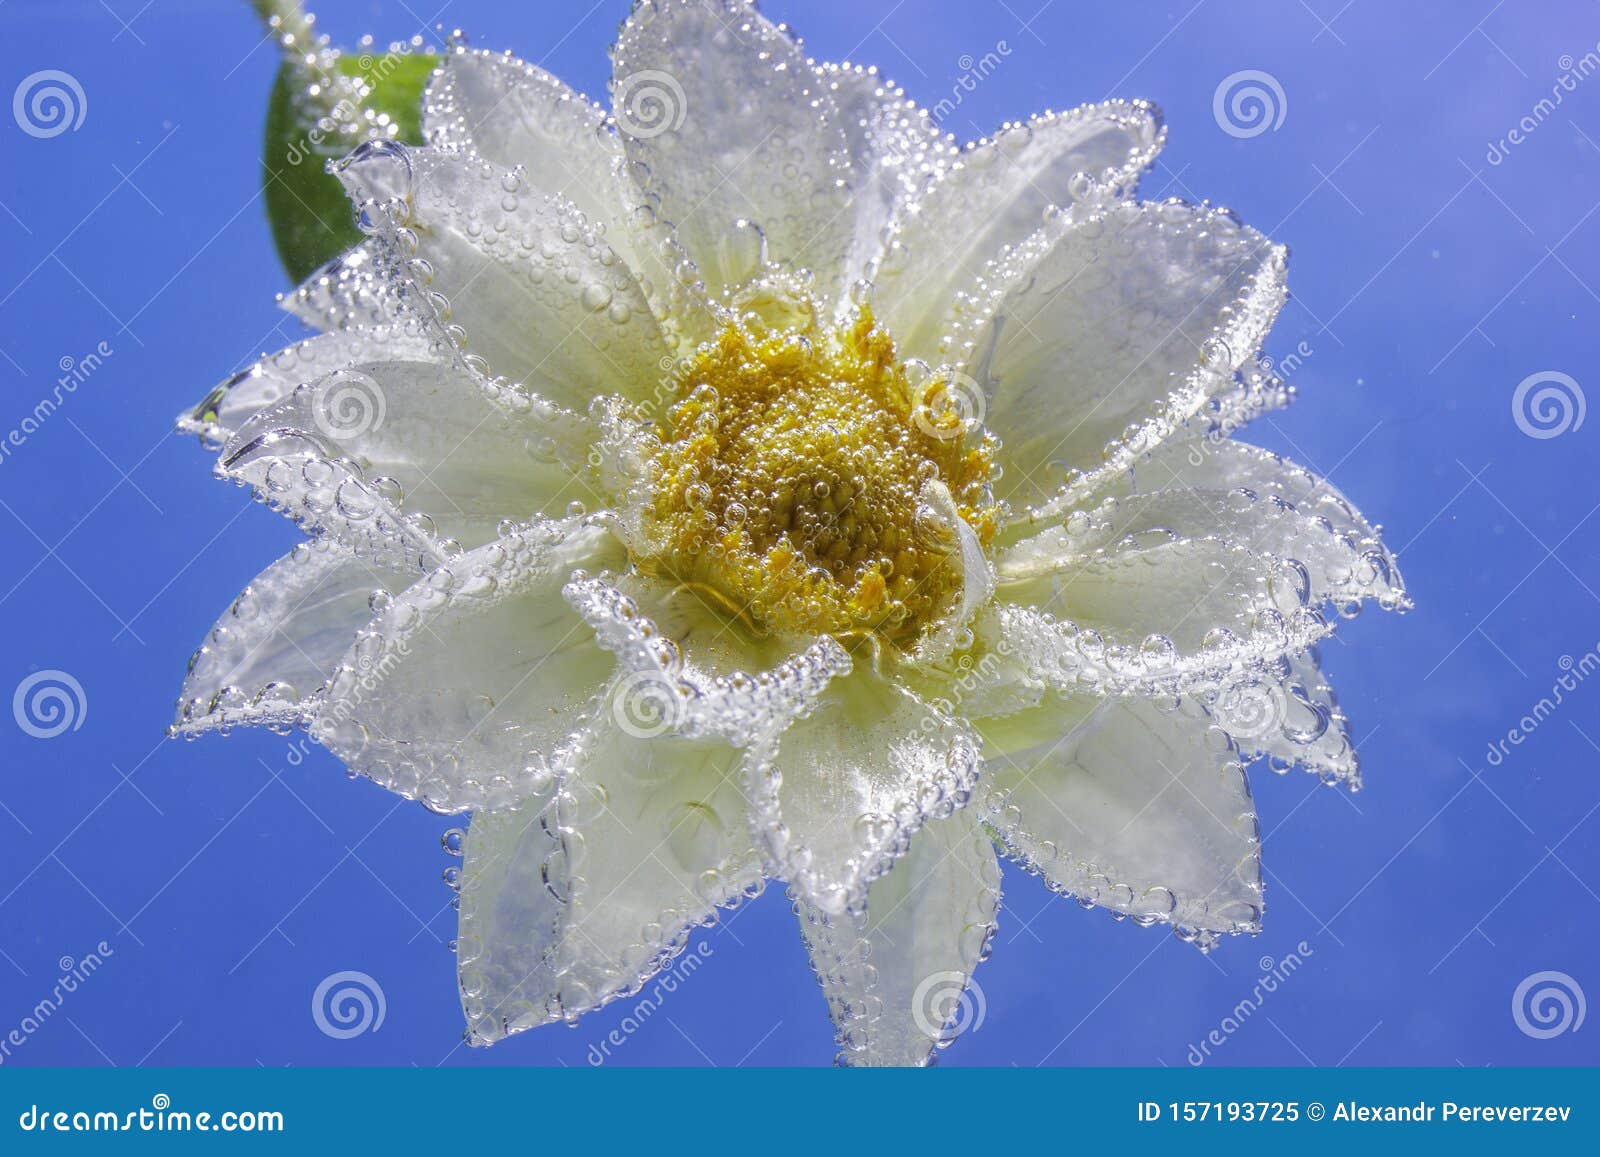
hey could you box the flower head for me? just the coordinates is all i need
[176,0,1408,1065]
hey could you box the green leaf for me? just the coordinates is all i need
[262,52,437,283]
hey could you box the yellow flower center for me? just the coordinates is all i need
[639,300,999,642]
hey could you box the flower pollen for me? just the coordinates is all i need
[641,301,999,642]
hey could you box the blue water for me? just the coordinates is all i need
[1,0,1596,1068]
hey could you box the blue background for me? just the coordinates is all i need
[1,0,1597,1069]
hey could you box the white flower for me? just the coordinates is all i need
[175,0,1408,1066]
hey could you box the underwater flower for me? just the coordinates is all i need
[175,0,1408,1065]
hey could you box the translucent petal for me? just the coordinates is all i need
[610,0,855,301]
[977,536,1334,701]
[997,483,1406,610]
[979,695,1262,941]
[279,241,400,334]
[219,353,590,550]
[421,48,712,345]
[817,62,955,295]
[956,199,1287,512]
[335,144,670,408]
[873,102,1164,360]
[458,715,762,1043]
[178,324,441,449]
[311,517,626,813]
[1225,647,1361,787]
[742,667,983,915]
[797,803,999,1066]
[1121,437,1407,607]
[908,479,994,666]
[564,571,852,746]
[173,540,406,736]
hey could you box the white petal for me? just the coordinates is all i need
[220,352,592,550]
[742,667,983,915]
[178,324,439,448]
[173,540,405,736]
[797,803,999,1066]
[611,0,854,300]
[279,241,399,333]
[311,517,625,813]
[997,480,1406,610]
[564,571,852,745]
[1224,648,1361,787]
[422,48,712,344]
[336,144,670,408]
[817,62,955,295]
[424,49,619,225]
[1124,438,1407,606]
[874,102,1164,359]
[979,695,1262,940]
[978,535,1333,700]
[908,479,994,666]
[960,199,1287,512]
[458,715,762,1042]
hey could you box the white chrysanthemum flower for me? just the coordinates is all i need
[175,1,1408,1066]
